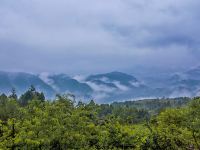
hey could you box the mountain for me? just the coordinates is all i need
[1,67,200,103]
[85,72,155,102]
[0,71,55,97]
[86,71,138,86]
[0,71,93,99]
[160,66,200,97]
[0,71,153,102]
[185,66,200,80]
[39,73,93,98]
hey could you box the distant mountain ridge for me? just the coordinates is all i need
[166,66,200,97]
[85,71,151,102]
[1,66,200,102]
[39,73,93,98]
[0,71,55,97]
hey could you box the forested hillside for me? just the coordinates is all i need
[0,87,200,149]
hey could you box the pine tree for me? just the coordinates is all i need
[9,88,18,100]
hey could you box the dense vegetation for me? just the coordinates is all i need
[0,86,200,149]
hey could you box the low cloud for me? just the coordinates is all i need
[73,75,86,82]
[86,81,116,93]
[112,81,129,91]
[169,90,193,98]
[39,72,54,85]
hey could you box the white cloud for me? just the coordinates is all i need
[130,81,141,88]
[169,90,192,98]
[86,81,116,93]
[0,0,200,74]
[39,72,54,85]
[91,92,110,102]
[39,72,60,91]
[73,75,86,82]
[112,81,129,91]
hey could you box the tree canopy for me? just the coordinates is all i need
[0,87,199,149]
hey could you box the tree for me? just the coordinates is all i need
[9,88,18,100]
[0,88,199,149]
[19,85,45,106]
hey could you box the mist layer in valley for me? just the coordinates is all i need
[0,66,200,103]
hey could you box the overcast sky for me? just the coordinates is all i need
[0,0,200,75]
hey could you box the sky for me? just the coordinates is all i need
[0,0,200,75]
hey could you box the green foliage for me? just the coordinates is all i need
[112,97,190,114]
[19,85,45,106]
[9,88,18,100]
[0,87,199,149]
[142,98,200,150]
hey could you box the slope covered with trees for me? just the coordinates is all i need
[0,87,199,149]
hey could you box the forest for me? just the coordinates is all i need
[0,86,200,150]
